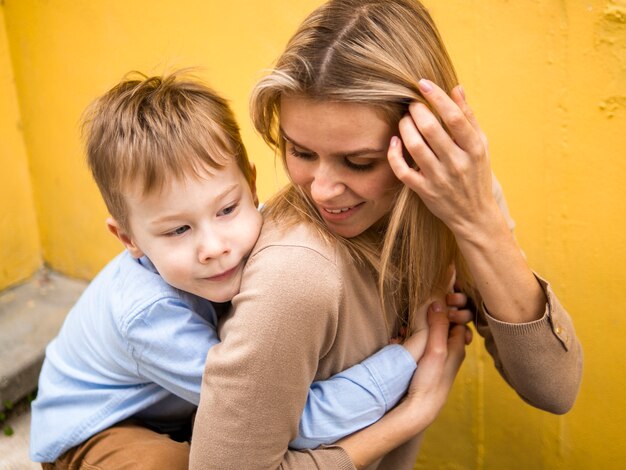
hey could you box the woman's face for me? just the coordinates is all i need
[280,95,402,238]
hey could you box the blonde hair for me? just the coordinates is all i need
[251,0,476,337]
[83,70,253,231]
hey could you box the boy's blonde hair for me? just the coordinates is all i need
[83,71,254,232]
[251,0,476,337]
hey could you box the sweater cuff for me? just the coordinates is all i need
[480,273,570,350]
[318,445,358,470]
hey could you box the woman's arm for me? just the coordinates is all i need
[388,79,544,323]
[387,80,582,412]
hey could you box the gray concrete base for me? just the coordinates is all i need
[0,270,87,412]
[0,408,38,469]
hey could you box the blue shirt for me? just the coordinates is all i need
[30,251,415,462]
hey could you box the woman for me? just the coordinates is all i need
[190,1,582,468]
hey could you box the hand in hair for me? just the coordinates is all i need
[389,80,547,325]
[388,79,502,240]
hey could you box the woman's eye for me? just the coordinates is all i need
[288,146,316,161]
[168,225,190,236]
[345,158,375,172]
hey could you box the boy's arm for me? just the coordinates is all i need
[292,344,416,449]
[125,295,420,443]
[127,296,428,449]
[124,297,219,405]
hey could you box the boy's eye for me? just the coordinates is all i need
[167,225,190,236]
[219,203,238,217]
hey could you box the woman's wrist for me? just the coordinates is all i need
[451,204,547,323]
[449,198,510,247]
[339,398,429,469]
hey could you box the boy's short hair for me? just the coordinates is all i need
[82,70,254,232]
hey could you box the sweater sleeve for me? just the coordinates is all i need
[189,244,356,470]
[474,274,583,414]
[480,175,582,413]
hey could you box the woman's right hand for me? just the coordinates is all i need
[339,302,470,469]
[404,302,471,428]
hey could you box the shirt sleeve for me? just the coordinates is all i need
[475,274,583,414]
[189,245,357,470]
[123,297,220,405]
[292,344,416,449]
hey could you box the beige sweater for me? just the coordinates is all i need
[190,218,582,469]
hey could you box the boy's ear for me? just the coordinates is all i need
[106,217,144,259]
[249,161,259,207]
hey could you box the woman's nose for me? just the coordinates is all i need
[310,165,345,202]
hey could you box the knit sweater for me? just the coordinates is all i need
[189,217,582,469]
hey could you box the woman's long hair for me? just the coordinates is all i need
[251,0,477,337]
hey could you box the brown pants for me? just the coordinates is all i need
[41,420,189,470]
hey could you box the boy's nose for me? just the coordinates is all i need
[197,236,229,263]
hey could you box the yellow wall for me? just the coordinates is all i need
[0,6,40,290]
[3,0,625,467]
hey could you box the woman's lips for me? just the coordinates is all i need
[319,202,364,222]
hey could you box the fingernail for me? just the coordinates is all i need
[390,136,400,147]
[418,79,433,93]
[458,84,466,101]
[432,301,443,312]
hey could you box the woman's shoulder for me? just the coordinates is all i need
[251,217,338,265]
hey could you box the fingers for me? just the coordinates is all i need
[444,324,468,374]
[465,327,473,345]
[446,292,468,309]
[416,79,484,158]
[400,104,444,172]
[450,85,489,153]
[387,135,426,190]
[447,308,473,325]
[425,302,451,350]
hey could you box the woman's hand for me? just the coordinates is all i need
[387,79,501,239]
[388,81,546,324]
[339,301,469,469]
[404,302,471,426]
[399,294,473,363]
[446,289,474,334]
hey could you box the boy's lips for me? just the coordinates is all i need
[205,264,239,282]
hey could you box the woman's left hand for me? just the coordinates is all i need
[446,290,474,331]
[387,79,500,239]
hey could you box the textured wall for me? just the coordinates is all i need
[417,1,626,468]
[0,6,40,290]
[2,0,625,467]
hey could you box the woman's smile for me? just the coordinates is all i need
[280,95,401,238]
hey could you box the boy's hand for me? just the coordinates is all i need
[401,326,429,362]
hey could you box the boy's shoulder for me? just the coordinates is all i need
[80,251,209,325]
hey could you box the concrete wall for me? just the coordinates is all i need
[2,0,625,467]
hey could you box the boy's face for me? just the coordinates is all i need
[110,160,262,303]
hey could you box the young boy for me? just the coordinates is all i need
[29,72,423,468]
